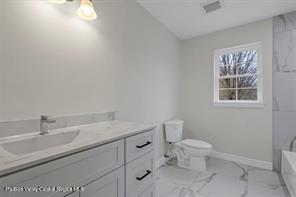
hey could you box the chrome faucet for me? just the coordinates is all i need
[40,115,56,135]
[289,135,296,152]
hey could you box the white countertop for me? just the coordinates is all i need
[0,120,155,177]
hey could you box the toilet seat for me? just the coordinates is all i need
[181,139,212,149]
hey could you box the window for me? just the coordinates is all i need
[214,43,263,108]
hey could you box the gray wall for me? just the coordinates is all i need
[180,19,273,163]
[0,1,181,161]
[273,11,296,170]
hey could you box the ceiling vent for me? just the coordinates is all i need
[201,0,223,14]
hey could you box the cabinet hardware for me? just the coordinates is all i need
[136,141,152,149]
[136,170,151,181]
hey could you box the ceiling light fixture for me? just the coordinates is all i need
[49,0,98,20]
[77,0,98,20]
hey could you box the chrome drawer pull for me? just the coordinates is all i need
[136,170,151,181]
[136,141,152,149]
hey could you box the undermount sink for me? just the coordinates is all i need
[1,130,80,156]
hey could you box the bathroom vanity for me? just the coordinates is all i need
[0,121,156,197]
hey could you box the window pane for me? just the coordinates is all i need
[219,78,236,89]
[237,62,257,75]
[219,52,237,65]
[236,50,257,64]
[238,89,257,100]
[219,64,236,76]
[219,52,237,76]
[219,89,236,100]
[237,76,257,88]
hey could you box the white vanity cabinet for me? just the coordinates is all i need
[1,140,124,197]
[0,128,155,197]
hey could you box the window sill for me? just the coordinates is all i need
[213,102,264,109]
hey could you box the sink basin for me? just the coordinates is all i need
[1,130,80,156]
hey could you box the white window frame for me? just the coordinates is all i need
[213,42,263,108]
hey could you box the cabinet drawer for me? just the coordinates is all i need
[125,130,155,163]
[80,167,124,197]
[138,183,155,197]
[1,140,124,197]
[126,151,155,197]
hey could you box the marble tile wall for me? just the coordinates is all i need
[273,11,296,171]
[0,112,115,138]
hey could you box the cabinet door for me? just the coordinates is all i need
[80,167,124,197]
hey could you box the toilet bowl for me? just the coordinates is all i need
[175,139,212,171]
[164,120,212,171]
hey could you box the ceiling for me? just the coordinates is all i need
[137,0,296,40]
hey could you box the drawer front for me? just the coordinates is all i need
[80,167,124,197]
[0,140,124,197]
[126,151,155,197]
[125,130,155,163]
[138,183,155,197]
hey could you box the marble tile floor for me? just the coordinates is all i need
[156,157,290,197]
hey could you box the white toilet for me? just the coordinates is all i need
[164,120,212,171]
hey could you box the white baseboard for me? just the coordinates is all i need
[156,151,273,170]
[211,151,273,170]
[156,156,167,169]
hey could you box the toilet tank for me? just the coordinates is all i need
[164,120,184,143]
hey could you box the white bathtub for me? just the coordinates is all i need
[282,151,296,197]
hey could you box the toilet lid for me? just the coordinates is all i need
[181,139,212,149]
